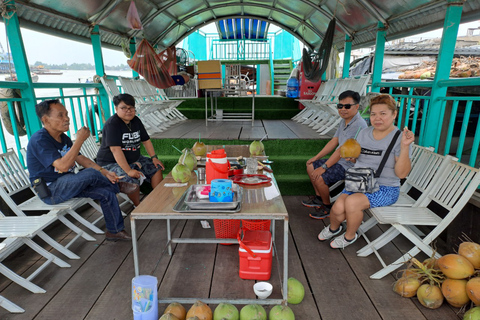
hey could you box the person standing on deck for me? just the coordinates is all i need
[27,99,135,241]
[96,93,164,207]
[303,90,368,219]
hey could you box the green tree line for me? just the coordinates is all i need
[31,61,130,71]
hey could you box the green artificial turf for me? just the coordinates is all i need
[143,138,329,196]
[177,97,301,120]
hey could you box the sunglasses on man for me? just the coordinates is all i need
[337,103,358,110]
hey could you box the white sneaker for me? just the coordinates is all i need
[317,225,343,241]
[330,233,358,249]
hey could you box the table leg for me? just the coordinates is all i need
[131,217,139,276]
[205,91,208,126]
[167,218,172,256]
[283,218,289,303]
[271,219,275,257]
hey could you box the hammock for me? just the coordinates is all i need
[303,18,336,82]
[127,39,176,89]
[158,46,177,76]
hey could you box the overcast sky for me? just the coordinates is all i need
[0,20,478,66]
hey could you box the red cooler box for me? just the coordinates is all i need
[238,230,272,280]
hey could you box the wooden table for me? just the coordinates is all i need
[130,148,289,305]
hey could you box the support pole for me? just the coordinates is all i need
[90,25,112,119]
[422,0,464,149]
[4,0,40,135]
[370,22,386,93]
[342,35,352,79]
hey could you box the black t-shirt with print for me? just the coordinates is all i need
[96,114,150,166]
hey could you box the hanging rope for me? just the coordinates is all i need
[302,18,336,82]
[0,0,16,20]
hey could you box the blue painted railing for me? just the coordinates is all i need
[377,78,480,167]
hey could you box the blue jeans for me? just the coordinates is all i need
[42,168,124,233]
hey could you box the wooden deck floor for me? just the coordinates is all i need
[150,119,327,140]
[0,196,462,320]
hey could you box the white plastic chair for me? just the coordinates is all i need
[0,150,105,238]
[0,294,24,313]
[359,156,480,279]
[0,212,71,294]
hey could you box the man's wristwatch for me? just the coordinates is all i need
[321,163,329,170]
[151,154,158,160]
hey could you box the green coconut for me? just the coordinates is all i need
[171,163,192,183]
[269,304,295,320]
[179,148,197,171]
[192,141,207,156]
[239,304,266,320]
[213,303,239,320]
[464,307,480,320]
[249,140,264,156]
[287,277,305,304]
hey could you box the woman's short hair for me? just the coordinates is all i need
[35,99,60,120]
[370,94,397,113]
[113,93,136,107]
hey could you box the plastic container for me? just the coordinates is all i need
[206,149,230,184]
[238,229,272,280]
[209,179,233,202]
[132,275,158,320]
[286,77,299,98]
[242,219,271,231]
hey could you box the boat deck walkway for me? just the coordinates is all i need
[0,196,461,319]
[150,119,327,140]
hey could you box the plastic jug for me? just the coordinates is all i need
[286,77,299,98]
[206,149,230,184]
[132,275,158,320]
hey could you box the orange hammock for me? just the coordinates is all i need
[127,39,176,89]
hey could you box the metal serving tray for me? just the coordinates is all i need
[173,184,243,213]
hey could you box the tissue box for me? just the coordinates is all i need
[209,179,233,202]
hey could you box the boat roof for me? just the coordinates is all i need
[3,1,480,52]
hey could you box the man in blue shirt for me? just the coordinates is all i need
[27,99,137,241]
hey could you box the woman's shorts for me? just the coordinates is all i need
[102,155,162,185]
[342,185,400,208]
[312,159,346,186]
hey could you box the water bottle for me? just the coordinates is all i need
[286,77,299,98]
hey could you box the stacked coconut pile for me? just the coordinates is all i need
[398,56,480,79]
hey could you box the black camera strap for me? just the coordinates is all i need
[374,130,401,178]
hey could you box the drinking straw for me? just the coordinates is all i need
[199,132,201,142]
[260,133,268,142]
[354,127,361,140]
[172,145,183,153]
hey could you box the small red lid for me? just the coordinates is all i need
[207,148,227,159]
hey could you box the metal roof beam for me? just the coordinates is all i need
[132,0,181,37]
[87,0,123,24]
[268,0,279,20]
[152,3,325,46]
[202,0,217,19]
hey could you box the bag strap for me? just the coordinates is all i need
[375,130,401,178]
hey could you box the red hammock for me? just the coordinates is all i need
[158,46,177,76]
[127,39,175,89]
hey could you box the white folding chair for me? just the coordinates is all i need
[0,150,105,238]
[0,293,24,313]
[0,212,71,294]
[359,156,480,279]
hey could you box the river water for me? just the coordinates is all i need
[2,69,135,151]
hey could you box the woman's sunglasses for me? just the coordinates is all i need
[337,103,357,110]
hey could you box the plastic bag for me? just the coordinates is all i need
[127,1,143,30]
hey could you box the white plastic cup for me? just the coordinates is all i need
[246,158,257,174]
